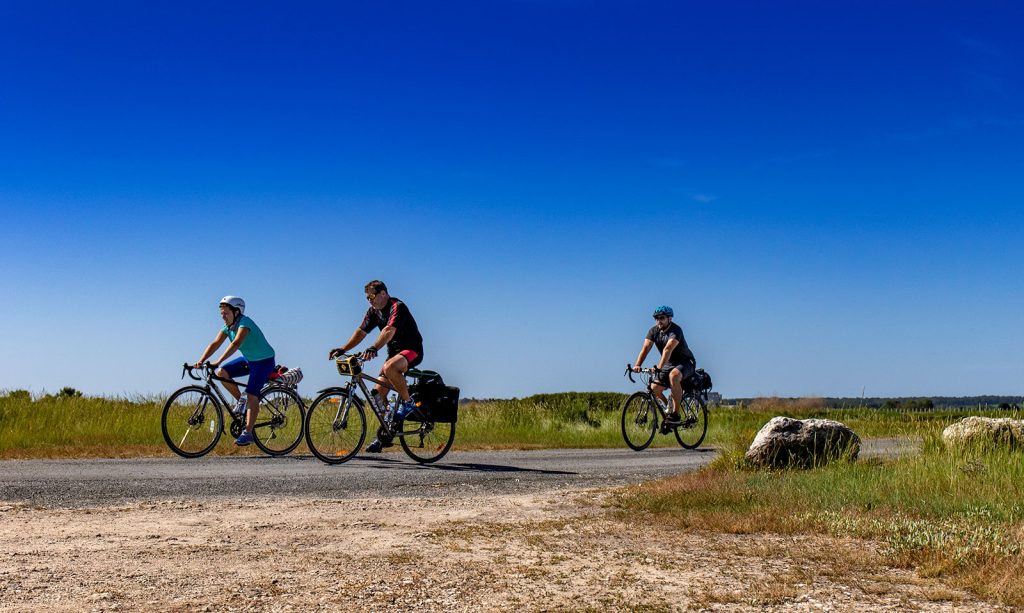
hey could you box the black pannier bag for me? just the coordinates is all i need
[685,368,713,393]
[407,370,460,423]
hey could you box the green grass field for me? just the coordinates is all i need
[0,390,981,458]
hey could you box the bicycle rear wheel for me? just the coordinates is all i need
[304,390,366,464]
[253,386,305,456]
[621,392,657,451]
[674,393,708,449]
[398,418,456,464]
[162,386,223,458]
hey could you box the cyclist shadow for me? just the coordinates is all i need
[358,456,577,475]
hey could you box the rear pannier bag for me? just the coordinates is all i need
[686,368,712,393]
[408,370,460,423]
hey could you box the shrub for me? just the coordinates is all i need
[57,387,83,398]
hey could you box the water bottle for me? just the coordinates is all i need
[371,389,390,422]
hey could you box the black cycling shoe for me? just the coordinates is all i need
[664,412,682,424]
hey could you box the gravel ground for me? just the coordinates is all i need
[0,491,994,612]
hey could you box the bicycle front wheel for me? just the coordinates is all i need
[304,390,366,464]
[162,386,223,458]
[621,392,657,451]
[674,393,708,449]
[253,386,305,456]
[398,419,456,464]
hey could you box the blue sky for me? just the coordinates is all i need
[1,1,1022,398]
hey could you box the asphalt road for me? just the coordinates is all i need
[0,439,910,508]
[0,447,717,508]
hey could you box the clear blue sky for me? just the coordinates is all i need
[1,1,1022,398]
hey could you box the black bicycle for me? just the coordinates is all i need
[161,363,305,458]
[304,354,456,464]
[621,364,708,450]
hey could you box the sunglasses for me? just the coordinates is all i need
[653,315,669,321]
[365,293,377,301]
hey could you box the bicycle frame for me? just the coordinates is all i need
[326,358,426,439]
[183,365,285,435]
[624,366,672,417]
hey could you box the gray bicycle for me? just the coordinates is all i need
[161,363,305,458]
[304,354,457,465]
[621,364,708,450]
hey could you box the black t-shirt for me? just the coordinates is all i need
[360,297,424,357]
[646,322,695,366]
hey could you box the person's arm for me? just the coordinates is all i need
[371,326,397,352]
[212,327,248,367]
[329,329,368,359]
[656,338,679,370]
[633,339,654,372]
[357,327,396,361]
[193,331,228,368]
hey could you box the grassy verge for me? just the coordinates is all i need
[615,404,1024,605]
[0,391,1007,458]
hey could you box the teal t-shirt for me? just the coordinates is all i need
[223,315,275,361]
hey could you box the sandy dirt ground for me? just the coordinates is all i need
[0,491,999,612]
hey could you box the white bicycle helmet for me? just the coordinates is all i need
[219,295,245,315]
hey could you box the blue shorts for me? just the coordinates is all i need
[221,356,277,395]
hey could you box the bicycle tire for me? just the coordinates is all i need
[674,393,708,449]
[398,418,455,464]
[621,391,658,451]
[161,386,223,458]
[252,386,306,456]
[304,390,367,464]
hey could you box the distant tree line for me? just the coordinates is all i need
[724,396,1023,409]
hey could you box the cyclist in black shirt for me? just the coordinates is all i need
[329,280,424,452]
[632,305,696,423]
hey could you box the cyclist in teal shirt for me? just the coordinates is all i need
[192,296,276,446]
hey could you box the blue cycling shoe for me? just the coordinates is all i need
[234,430,255,447]
[365,437,393,453]
[394,400,417,421]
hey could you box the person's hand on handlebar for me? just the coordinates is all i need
[190,361,208,371]
[328,347,346,360]
[632,365,643,373]
[360,346,378,361]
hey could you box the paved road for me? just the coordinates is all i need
[0,447,718,508]
[0,439,909,508]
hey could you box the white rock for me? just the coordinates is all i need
[942,416,1024,448]
[745,416,860,468]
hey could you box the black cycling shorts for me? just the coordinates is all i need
[653,361,696,387]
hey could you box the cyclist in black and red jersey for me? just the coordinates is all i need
[329,280,424,452]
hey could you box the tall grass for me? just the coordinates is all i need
[0,393,168,457]
[1,391,1010,458]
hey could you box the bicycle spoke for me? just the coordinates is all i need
[621,392,657,451]
[253,387,305,456]
[162,387,222,458]
[305,391,366,464]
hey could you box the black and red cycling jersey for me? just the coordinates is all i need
[359,297,424,359]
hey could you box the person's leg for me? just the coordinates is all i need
[382,354,411,402]
[650,381,669,407]
[242,358,275,434]
[668,367,684,415]
[217,357,250,401]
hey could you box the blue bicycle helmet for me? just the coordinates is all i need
[653,305,674,318]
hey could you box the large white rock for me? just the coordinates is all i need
[942,416,1024,448]
[745,416,861,468]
